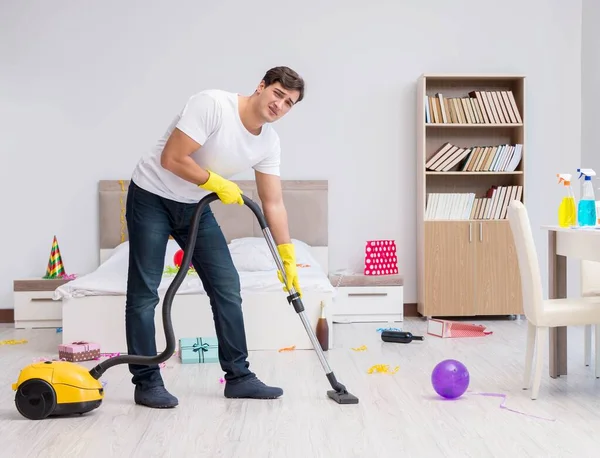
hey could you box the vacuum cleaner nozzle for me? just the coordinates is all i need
[327,389,359,404]
[325,373,359,404]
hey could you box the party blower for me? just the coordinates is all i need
[12,193,358,420]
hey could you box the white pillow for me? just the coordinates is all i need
[228,237,317,272]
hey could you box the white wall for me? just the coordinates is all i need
[582,0,600,176]
[0,0,583,311]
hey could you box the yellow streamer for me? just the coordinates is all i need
[351,345,367,351]
[0,339,28,345]
[118,180,126,243]
[367,364,399,374]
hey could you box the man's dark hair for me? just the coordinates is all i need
[262,66,305,103]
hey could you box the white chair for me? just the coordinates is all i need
[582,261,600,366]
[507,200,600,399]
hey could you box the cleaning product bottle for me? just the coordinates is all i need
[597,188,600,225]
[557,173,576,227]
[316,301,329,351]
[577,168,597,226]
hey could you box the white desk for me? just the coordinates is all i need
[543,225,600,378]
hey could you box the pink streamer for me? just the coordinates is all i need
[469,392,555,421]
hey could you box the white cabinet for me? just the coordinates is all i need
[328,274,404,323]
[13,279,70,329]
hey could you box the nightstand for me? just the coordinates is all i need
[328,274,404,323]
[13,278,70,329]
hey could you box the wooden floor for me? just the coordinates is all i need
[1,318,600,457]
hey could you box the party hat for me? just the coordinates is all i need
[43,235,66,279]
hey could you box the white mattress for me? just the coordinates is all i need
[54,238,334,299]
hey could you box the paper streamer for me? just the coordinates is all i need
[351,345,367,351]
[163,265,196,276]
[278,345,296,352]
[0,339,28,345]
[118,180,126,243]
[469,392,556,422]
[367,364,399,374]
[376,327,401,333]
[94,352,121,360]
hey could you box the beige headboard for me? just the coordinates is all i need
[99,180,328,250]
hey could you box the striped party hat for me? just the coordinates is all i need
[43,235,66,279]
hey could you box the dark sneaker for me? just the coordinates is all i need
[134,385,178,408]
[224,376,283,399]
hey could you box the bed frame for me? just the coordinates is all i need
[62,179,334,353]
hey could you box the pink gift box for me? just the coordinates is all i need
[58,341,101,362]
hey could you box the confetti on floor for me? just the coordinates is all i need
[376,327,402,333]
[0,339,28,346]
[278,345,296,352]
[367,364,399,374]
[351,345,368,351]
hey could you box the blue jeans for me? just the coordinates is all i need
[125,180,254,389]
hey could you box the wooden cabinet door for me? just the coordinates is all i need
[474,221,523,315]
[423,221,476,316]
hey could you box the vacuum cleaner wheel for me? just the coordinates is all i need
[15,378,57,420]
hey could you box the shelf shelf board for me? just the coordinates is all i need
[425,123,523,128]
[424,219,509,222]
[425,171,523,175]
[421,73,526,80]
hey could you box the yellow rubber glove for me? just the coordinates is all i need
[277,243,302,297]
[199,171,244,205]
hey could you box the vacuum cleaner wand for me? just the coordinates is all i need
[89,193,358,404]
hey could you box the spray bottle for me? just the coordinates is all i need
[577,168,597,226]
[557,174,576,227]
[597,187,600,225]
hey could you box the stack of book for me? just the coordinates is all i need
[426,142,522,172]
[426,185,523,220]
[425,90,522,124]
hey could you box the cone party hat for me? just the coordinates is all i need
[44,235,66,279]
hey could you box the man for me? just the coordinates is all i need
[125,66,305,408]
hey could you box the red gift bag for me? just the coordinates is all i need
[364,240,398,276]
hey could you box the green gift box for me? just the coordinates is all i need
[179,337,219,364]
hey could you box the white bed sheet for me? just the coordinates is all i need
[54,239,334,299]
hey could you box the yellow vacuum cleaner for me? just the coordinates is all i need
[12,193,358,420]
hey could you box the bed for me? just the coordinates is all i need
[56,179,334,353]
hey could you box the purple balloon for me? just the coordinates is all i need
[431,359,470,399]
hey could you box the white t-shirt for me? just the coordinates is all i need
[131,89,281,203]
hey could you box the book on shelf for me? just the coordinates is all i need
[426,185,523,220]
[426,142,522,172]
[425,90,522,124]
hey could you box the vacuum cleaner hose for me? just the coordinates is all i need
[88,192,269,380]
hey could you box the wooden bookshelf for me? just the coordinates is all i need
[416,73,525,318]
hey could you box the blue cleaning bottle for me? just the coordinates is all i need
[577,168,597,226]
